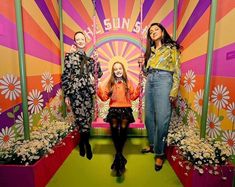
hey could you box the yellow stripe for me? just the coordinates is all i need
[110,0,118,19]
[0,46,61,77]
[150,0,173,25]
[22,1,59,48]
[0,46,20,76]
[129,0,141,32]
[182,10,235,63]
[177,1,198,35]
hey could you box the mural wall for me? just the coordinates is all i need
[0,0,234,158]
[0,0,64,144]
[177,0,235,157]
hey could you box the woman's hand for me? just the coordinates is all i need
[65,97,71,106]
[138,56,145,67]
[169,96,177,108]
[69,44,77,53]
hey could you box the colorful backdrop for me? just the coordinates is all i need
[0,0,234,158]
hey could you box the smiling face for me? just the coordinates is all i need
[74,32,86,49]
[113,62,124,78]
[149,24,163,42]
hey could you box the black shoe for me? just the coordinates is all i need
[79,142,85,157]
[155,164,163,171]
[155,158,163,171]
[86,144,93,160]
[141,146,154,153]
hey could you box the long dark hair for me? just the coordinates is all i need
[144,23,183,66]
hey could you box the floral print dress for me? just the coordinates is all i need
[61,51,103,132]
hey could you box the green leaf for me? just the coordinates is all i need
[7,112,15,119]
[219,116,224,121]
[13,105,20,113]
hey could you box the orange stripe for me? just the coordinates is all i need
[177,0,189,27]
[143,0,166,26]
[125,0,135,19]
[101,0,112,19]
[0,74,61,112]
[0,0,16,22]
[69,0,93,26]
[22,8,60,56]
[44,0,59,28]
[181,75,235,102]
[180,8,210,49]
[63,24,75,39]
[216,1,235,21]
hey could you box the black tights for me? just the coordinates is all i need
[110,118,129,154]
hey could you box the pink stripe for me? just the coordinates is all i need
[181,43,235,77]
[0,16,60,65]
[118,0,126,18]
[161,10,173,28]
[63,1,87,29]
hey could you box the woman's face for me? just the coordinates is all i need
[113,63,124,78]
[74,33,86,49]
[149,25,163,42]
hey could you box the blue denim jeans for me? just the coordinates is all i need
[144,70,173,157]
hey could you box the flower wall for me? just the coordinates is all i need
[0,0,65,146]
[176,0,235,160]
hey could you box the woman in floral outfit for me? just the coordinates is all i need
[61,31,103,160]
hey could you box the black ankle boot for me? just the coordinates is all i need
[85,143,93,160]
[79,141,85,157]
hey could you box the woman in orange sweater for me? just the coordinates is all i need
[97,61,140,176]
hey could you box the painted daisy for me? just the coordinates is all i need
[40,109,51,124]
[194,89,204,115]
[41,72,54,93]
[211,85,229,109]
[0,74,21,100]
[56,89,63,102]
[50,100,59,117]
[187,110,197,127]
[97,99,109,118]
[179,99,187,118]
[15,112,33,135]
[222,130,235,154]
[0,126,15,147]
[183,70,196,93]
[226,102,235,123]
[206,113,221,139]
[28,89,44,114]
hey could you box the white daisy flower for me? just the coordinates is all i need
[187,110,197,127]
[179,99,187,118]
[28,89,44,114]
[222,131,235,154]
[40,109,50,124]
[15,112,33,135]
[183,70,196,92]
[50,100,59,117]
[0,74,21,100]
[97,99,109,118]
[194,89,204,115]
[226,102,235,123]
[41,72,53,93]
[0,126,15,147]
[206,113,221,138]
[56,89,63,101]
[211,85,229,109]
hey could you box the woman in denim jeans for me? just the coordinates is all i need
[140,23,182,171]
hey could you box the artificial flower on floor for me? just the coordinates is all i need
[0,121,76,165]
[167,112,233,177]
